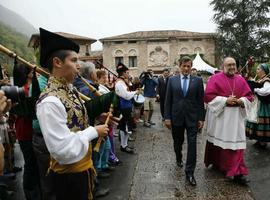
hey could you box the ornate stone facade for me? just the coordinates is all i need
[148,45,169,67]
[100,30,216,77]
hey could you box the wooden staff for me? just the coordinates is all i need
[239,62,248,73]
[0,44,49,76]
[250,73,270,82]
[93,104,114,152]
[0,44,93,101]
[78,92,91,101]
[256,73,270,83]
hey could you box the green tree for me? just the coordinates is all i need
[210,0,270,66]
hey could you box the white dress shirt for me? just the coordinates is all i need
[36,96,98,165]
[180,74,190,91]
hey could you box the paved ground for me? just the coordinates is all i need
[129,120,253,200]
[9,103,270,200]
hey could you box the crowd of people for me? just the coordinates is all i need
[0,28,163,200]
[0,27,269,200]
[164,56,270,187]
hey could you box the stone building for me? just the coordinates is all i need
[100,30,217,76]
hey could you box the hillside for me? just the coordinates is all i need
[0,4,37,37]
[0,22,35,66]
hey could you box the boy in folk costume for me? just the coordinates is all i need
[36,28,109,200]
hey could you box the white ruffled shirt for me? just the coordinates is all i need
[254,81,270,96]
[36,96,98,165]
[115,79,136,100]
[246,81,270,123]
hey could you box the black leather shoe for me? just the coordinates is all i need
[186,176,197,186]
[176,161,183,168]
[102,166,115,172]
[120,146,135,154]
[95,187,110,198]
[97,171,110,179]
[234,175,250,185]
[108,160,123,166]
[0,185,14,199]
[253,141,267,149]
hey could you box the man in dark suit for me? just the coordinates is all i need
[164,56,205,186]
[156,68,170,120]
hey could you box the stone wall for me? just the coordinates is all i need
[78,44,91,57]
[102,38,216,77]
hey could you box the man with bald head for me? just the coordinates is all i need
[203,57,253,185]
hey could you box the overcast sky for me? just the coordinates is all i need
[0,0,217,50]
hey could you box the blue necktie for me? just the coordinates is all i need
[183,76,188,97]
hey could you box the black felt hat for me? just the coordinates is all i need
[39,28,80,67]
[116,62,129,74]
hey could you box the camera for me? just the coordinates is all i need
[1,86,25,103]
[140,71,153,80]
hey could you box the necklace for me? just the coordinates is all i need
[224,74,235,96]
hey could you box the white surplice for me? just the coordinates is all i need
[203,96,251,150]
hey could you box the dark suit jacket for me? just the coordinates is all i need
[157,75,168,101]
[164,74,205,127]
